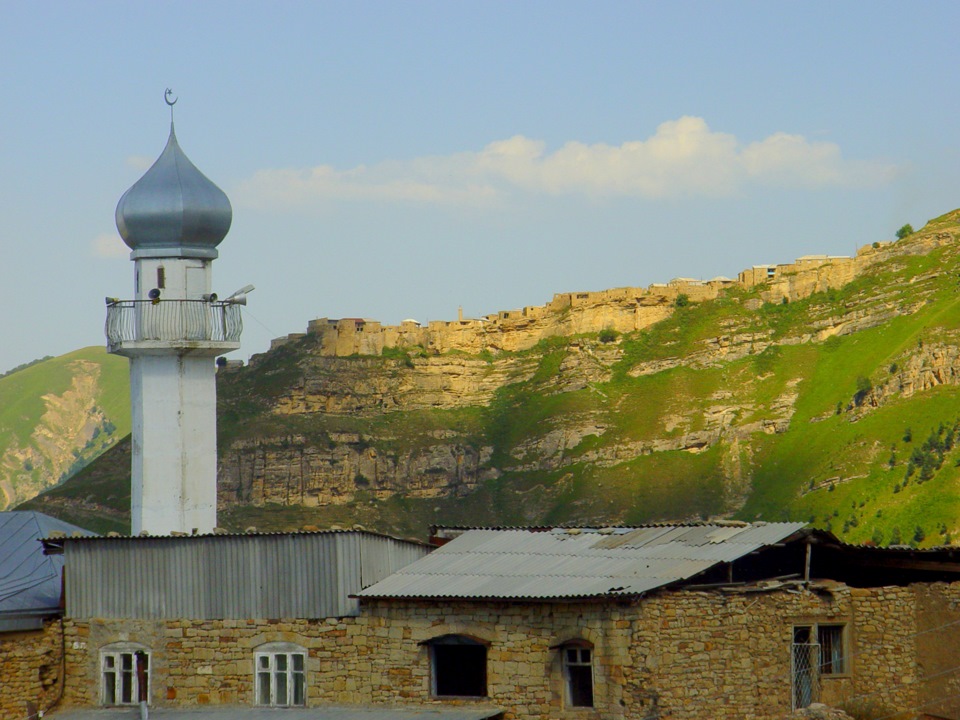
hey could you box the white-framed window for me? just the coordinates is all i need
[254,642,306,707]
[100,644,150,706]
[424,634,488,698]
[561,642,594,708]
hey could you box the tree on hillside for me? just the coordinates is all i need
[896,224,914,240]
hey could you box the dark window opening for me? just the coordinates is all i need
[563,646,594,707]
[428,635,487,698]
[157,267,165,289]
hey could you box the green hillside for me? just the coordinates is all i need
[1,347,130,511]
[23,210,960,544]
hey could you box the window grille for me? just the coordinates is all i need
[818,624,846,674]
[792,623,846,710]
[791,642,820,710]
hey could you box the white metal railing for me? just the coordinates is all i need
[105,300,243,346]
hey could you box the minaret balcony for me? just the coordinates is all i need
[105,299,242,356]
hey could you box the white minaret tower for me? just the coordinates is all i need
[106,91,244,536]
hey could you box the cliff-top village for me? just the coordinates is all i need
[263,249,883,361]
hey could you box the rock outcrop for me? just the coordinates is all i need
[0,359,118,509]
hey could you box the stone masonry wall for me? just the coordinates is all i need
[0,620,63,719]
[633,585,920,719]
[54,582,960,720]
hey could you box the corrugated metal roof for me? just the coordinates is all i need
[45,527,428,545]
[358,523,807,600]
[0,511,94,626]
[47,705,503,719]
[63,532,429,620]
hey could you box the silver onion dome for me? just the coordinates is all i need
[116,121,232,260]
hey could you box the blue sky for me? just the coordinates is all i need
[2,1,960,373]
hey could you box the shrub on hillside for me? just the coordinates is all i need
[895,223,914,240]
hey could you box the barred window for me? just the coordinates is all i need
[817,624,846,674]
[792,623,848,710]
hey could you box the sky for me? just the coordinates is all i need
[3,1,960,374]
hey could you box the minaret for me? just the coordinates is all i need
[106,91,243,536]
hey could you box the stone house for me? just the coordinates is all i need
[0,512,93,719]
[23,521,960,720]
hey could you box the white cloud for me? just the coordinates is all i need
[91,233,128,258]
[236,116,898,209]
[126,155,154,172]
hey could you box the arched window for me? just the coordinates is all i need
[557,639,594,708]
[100,642,150,706]
[422,634,488,698]
[254,641,307,707]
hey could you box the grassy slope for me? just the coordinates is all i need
[2,347,130,509]
[0,346,130,443]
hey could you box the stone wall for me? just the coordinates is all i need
[0,620,63,719]
[54,582,960,719]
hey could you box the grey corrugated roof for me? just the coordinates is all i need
[0,511,94,621]
[48,705,503,719]
[358,523,807,600]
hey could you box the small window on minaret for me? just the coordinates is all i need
[157,267,165,289]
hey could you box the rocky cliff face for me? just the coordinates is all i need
[270,354,538,415]
[213,213,960,537]
[0,359,118,509]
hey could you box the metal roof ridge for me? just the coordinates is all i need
[431,521,799,532]
[41,527,429,545]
